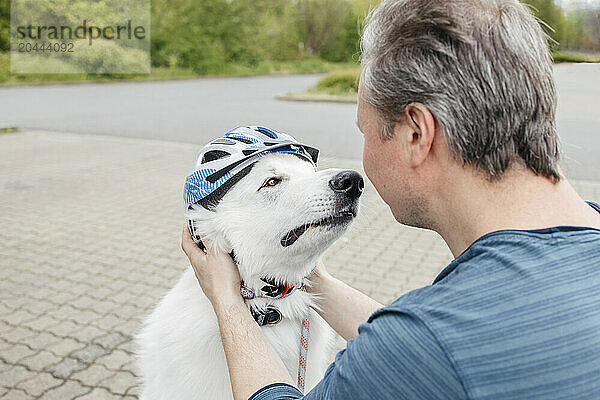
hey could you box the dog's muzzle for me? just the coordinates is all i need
[329,170,364,200]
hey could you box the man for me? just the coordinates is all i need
[181,0,600,399]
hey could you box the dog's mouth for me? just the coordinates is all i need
[280,209,356,247]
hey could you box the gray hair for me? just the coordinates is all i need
[360,0,561,181]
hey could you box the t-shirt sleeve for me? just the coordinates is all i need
[248,308,467,400]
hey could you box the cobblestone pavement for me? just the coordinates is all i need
[1,130,599,399]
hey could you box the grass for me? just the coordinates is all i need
[278,66,359,102]
[0,52,358,86]
[552,51,600,63]
[313,68,360,95]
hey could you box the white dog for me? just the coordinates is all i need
[136,149,363,400]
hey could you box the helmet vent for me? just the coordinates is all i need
[211,139,235,145]
[256,127,277,139]
[228,136,253,144]
[201,150,230,164]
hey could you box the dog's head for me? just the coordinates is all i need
[187,153,363,282]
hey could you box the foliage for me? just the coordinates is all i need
[522,0,600,52]
[298,0,357,62]
[315,68,360,94]
[560,2,600,52]
[0,0,598,85]
[522,0,566,49]
[0,0,9,52]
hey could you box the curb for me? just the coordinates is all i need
[276,94,357,104]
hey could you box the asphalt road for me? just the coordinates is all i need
[0,63,598,180]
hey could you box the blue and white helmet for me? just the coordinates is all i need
[184,126,319,210]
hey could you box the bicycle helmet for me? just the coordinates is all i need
[184,126,319,210]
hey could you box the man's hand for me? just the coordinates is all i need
[180,225,242,307]
[306,262,384,341]
[306,261,332,294]
[181,225,295,400]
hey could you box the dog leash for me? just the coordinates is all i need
[240,280,310,393]
[297,312,309,393]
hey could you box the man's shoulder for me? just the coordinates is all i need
[372,223,600,336]
[366,222,600,399]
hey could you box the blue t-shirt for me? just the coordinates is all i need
[250,202,600,400]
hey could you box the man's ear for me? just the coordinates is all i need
[400,103,437,168]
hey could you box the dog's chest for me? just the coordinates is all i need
[259,317,304,374]
[243,294,313,374]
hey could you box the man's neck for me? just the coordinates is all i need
[434,167,600,258]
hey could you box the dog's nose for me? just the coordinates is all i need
[329,170,364,198]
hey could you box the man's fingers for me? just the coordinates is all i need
[181,225,204,256]
[181,224,216,256]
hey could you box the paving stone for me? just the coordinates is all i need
[19,350,63,371]
[38,379,91,400]
[0,359,10,374]
[125,383,140,397]
[46,291,80,305]
[18,332,61,350]
[27,288,57,302]
[75,387,122,400]
[116,339,136,354]
[0,338,10,350]
[98,370,137,395]
[69,296,100,311]
[113,320,142,338]
[1,326,37,343]
[47,357,87,379]
[20,315,61,331]
[67,310,101,326]
[112,305,139,320]
[89,300,120,315]
[0,365,36,387]
[89,315,125,331]
[0,389,35,400]
[72,326,107,343]
[71,364,116,387]
[21,302,56,316]
[94,349,132,371]
[5,310,38,325]
[121,360,139,377]
[46,320,82,338]
[0,343,37,364]
[71,344,110,364]
[92,332,131,351]
[45,337,87,358]
[15,372,63,397]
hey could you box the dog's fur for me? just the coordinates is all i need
[136,153,361,400]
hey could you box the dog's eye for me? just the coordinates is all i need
[262,177,281,188]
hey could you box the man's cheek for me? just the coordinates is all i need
[363,145,378,185]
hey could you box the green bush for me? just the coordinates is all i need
[0,52,9,82]
[315,69,360,94]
